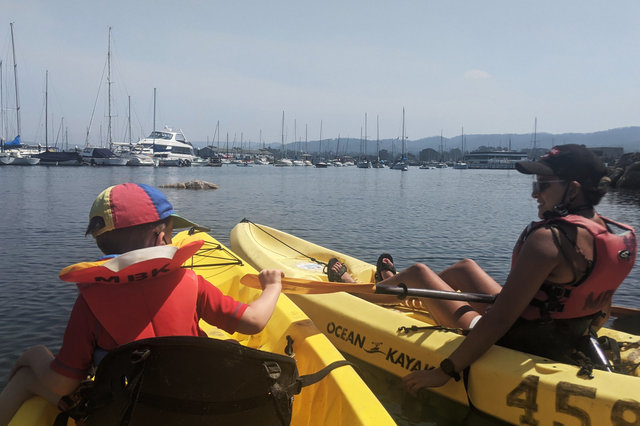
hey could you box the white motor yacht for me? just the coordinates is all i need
[137,127,197,167]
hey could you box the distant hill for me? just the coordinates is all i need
[407,126,640,155]
[195,126,640,154]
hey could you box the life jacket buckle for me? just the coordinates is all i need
[264,361,282,380]
[131,348,151,364]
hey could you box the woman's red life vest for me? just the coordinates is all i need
[59,240,205,344]
[512,215,636,320]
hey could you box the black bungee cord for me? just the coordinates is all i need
[240,219,329,269]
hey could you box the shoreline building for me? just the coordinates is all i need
[464,150,529,169]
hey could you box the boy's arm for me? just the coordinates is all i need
[235,269,283,334]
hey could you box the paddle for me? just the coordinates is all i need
[241,274,639,313]
[610,305,640,318]
[240,274,497,303]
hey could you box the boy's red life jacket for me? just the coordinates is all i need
[512,215,636,320]
[59,240,205,344]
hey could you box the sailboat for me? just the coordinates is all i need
[33,71,83,165]
[205,121,223,166]
[291,119,304,166]
[112,95,155,167]
[356,113,371,168]
[314,120,328,168]
[1,23,39,165]
[453,126,468,169]
[390,108,408,171]
[372,115,384,168]
[303,125,312,166]
[275,111,293,166]
[81,28,138,166]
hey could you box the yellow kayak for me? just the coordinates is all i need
[10,230,394,426]
[231,220,640,426]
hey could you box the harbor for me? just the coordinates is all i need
[1,165,639,425]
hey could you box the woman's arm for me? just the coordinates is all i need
[404,227,564,393]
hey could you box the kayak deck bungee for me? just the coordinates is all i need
[10,231,394,426]
[231,220,640,426]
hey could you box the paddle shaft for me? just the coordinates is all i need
[375,284,497,304]
[240,274,498,303]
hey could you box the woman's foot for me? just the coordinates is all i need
[375,253,397,282]
[327,258,355,283]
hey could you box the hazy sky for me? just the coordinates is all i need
[2,1,639,147]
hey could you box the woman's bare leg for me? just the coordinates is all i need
[376,262,492,329]
[438,258,502,312]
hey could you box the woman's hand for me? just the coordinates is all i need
[402,368,451,396]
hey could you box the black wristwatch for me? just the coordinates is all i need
[439,358,461,382]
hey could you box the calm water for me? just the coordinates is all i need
[1,165,639,425]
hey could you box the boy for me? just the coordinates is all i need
[0,183,282,423]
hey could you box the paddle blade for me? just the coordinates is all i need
[610,305,640,318]
[240,274,376,295]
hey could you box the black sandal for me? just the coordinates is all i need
[327,258,347,282]
[375,253,396,282]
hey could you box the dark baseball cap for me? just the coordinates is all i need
[515,144,606,186]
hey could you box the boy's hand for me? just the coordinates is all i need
[258,269,284,291]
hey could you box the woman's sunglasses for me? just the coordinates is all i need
[532,179,566,193]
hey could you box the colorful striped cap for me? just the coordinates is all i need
[86,183,209,237]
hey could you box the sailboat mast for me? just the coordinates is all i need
[107,27,112,149]
[127,95,132,143]
[364,112,367,157]
[319,120,323,157]
[45,70,48,150]
[376,115,380,161]
[401,107,405,158]
[10,22,20,139]
[533,117,537,155]
[152,88,156,151]
[461,126,464,161]
[281,110,284,160]
[1,60,4,144]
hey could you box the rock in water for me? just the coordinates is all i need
[160,180,219,190]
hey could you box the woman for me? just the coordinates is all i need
[376,144,637,394]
